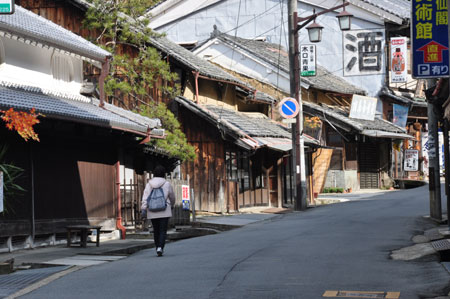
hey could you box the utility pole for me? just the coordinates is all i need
[287,0,350,211]
[426,81,442,221]
[444,119,450,229]
[288,0,307,210]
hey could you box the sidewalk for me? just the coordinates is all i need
[315,188,399,205]
[0,207,288,298]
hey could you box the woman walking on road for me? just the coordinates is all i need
[141,165,176,256]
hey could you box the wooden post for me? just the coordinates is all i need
[277,158,283,208]
[191,188,196,222]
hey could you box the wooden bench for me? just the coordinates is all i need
[66,225,102,248]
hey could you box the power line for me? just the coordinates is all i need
[160,0,281,40]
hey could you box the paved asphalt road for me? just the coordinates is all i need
[21,185,450,299]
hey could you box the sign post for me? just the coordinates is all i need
[411,0,449,78]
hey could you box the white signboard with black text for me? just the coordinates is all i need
[300,44,316,77]
[404,149,419,171]
[343,29,385,76]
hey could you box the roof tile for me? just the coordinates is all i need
[0,5,110,61]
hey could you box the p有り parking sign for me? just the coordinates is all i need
[0,0,14,14]
[411,0,449,78]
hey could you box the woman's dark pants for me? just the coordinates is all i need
[151,217,169,249]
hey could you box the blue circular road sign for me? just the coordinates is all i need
[279,97,299,119]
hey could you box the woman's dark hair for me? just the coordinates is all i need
[153,165,166,178]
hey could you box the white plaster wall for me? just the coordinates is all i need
[152,0,387,96]
[0,36,84,95]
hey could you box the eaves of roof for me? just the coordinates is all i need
[379,88,428,108]
[379,89,411,106]
[303,101,407,135]
[149,36,253,90]
[0,82,159,136]
[0,6,110,62]
[68,0,91,11]
[174,96,319,150]
[356,0,410,21]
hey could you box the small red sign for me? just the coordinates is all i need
[182,185,189,201]
[417,41,448,63]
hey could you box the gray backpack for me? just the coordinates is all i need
[147,182,167,212]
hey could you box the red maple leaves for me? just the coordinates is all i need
[0,108,43,141]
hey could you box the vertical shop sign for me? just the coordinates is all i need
[300,44,316,76]
[404,149,419,171]
[412,0,449,78]
[390,37,408,83]
[181,185,190,210]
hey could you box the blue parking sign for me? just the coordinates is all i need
[411,0,449,78]
[279,97,299,119]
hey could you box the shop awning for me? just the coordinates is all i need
[361,130,413,139]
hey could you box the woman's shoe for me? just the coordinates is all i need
[156,247,163,256]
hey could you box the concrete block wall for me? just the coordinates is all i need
[324,170,359,191]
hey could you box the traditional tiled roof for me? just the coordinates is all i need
[0,5,110,62]
[0,83,159,135]
[205,105,290,139]
[211,33,366,95]
[302,101,408,135]
[379,87,428,108]
[359,0,410,20]
[149,36,253,90]
[174,96,319,151]
[254,91,276,104]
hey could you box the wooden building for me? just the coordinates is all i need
[302,101,412,190]
[174,96,319,212]
[16,0,309,212]
[146,36,321,212]
[192,32,413,192]
[0,6,168,250]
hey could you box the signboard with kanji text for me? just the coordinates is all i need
[343,29,385,76]
[300,44,316,76]
[181,185,190,210]
[411,0,449,78]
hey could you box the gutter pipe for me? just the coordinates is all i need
[99,57,111,108]
[194,71,199,103]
